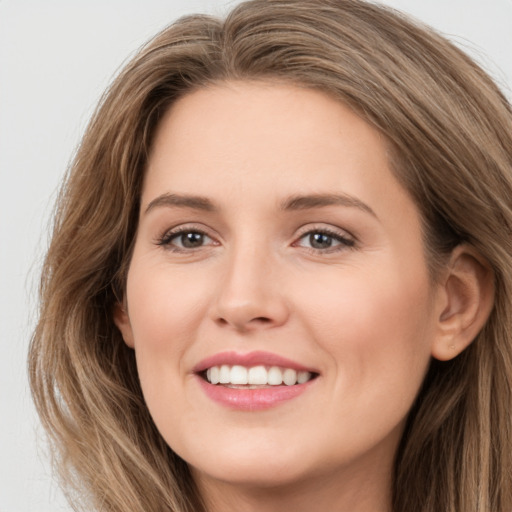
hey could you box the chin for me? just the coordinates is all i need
[190,457,313,490]
[178,435,312,488]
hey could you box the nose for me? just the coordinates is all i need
[209,244,290,332]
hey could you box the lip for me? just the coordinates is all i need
[193,350,318,411]
[196,376,316,411]
[192,350,317,373]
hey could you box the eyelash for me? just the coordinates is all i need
[293,227,355,253]
[156,225,216,252]
[156,226,356,254]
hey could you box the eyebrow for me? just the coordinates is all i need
[145,193,217,214]
[280,193,376,217]
[144,192,376,217]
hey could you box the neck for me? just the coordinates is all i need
[193,454,394,512]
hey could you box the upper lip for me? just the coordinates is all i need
[193,350,317,374]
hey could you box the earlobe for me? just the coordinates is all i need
[431,245,495,361]
[113,302,135,348]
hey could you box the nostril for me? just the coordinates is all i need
[253,317,271,324]
[215,315,273,330]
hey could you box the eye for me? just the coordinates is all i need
[157,228,217,251]
[295,229,355,252]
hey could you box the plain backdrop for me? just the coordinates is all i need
[1,1,511,510]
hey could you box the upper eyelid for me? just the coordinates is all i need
[155,221,357,244]
[294,223,356,241]
[160,223,215,237]
[294,230,355,249]
[156,224,218,247]
[158,221,354,235]
[159,223,353,236]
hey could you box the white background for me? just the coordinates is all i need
[1,1,511,510]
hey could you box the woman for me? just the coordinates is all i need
[29,0,512,511]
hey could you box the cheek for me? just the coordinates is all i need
[292,258,434,399]
[126,261,210,349]
[124,261,212,405]
[124,260,216,444]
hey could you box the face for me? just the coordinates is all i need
[116,82,443,493]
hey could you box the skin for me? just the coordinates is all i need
[115,82,492,512]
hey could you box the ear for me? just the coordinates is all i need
[431,245,495,361]
[113,302,135,349]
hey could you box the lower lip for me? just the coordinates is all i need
[196,376,315,411]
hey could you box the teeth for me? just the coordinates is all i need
[219,365,230,384]
[248,365,268,385]
[297,370,310,384]
[204,365,314,386]
[268,366,283,385]
[230,365,248,384]
[208,366,219,384]
[283,368,297,386]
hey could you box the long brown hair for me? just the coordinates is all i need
[29,1,512,511]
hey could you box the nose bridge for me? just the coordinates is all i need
[211,235,288,330]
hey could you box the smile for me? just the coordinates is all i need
[205,365,314,386]
[194,351,319,410]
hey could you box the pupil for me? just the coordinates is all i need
[310,233,332,248]
[182,232,203,248]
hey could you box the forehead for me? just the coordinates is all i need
[143,81,415,223]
